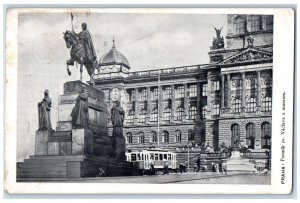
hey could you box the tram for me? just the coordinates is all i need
[126,149,177,172]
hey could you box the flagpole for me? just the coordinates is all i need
[157,69,160,149]
[71,13,74,32]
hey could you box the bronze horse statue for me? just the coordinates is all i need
[63,30,97,85]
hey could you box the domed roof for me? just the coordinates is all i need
[99,39,130,69]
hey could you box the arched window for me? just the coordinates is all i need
[248,15,261,32]
[262,97,272,111]
[126,132,133,144]
[150,131,157,143]
[235,17,246,34]
[162,131,169,143]
[163,108,171,121]
[139,110,147,123]
[261,122,271,149]
[189,106,197,120]
[233,99,242,113]
[175,107,184,121]
[138,132,145,144]
[188,129,195,141]
[150,108,158,122]
[231,124,240,148]
[175,130,182,142]
[247,97,256,112]
[202,105,207,119]
[127,110,134,123]
[246,123,255,149]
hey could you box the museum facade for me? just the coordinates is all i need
[93,14,273,152]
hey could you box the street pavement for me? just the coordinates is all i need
[65,172,271,184]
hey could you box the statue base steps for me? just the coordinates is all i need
[17,155,142,180]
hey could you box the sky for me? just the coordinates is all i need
[17,11,227,161]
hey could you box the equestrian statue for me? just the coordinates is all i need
[63,15,97,85]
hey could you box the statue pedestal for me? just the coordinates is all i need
[35,130,49,155]
[114,136,126,161]
[18,81,141,181]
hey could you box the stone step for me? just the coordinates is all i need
[227,164,256,171]
[17,170,67,177]
[18,164,67,171]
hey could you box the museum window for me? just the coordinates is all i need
[262,97,272,111]
[235,17,246,34]
[162,131,169,143]
[202,84,207,96]
[231,124,240,144]
[138,132,145,144]
[175,107,184,121]
[248,15,261,32]
[150,131,157,143]
[246,123,255,149]
[189,84,197,97]
[152,88,158,100]
[150,108,158,122]
[233,99,242,113]
[247,97,256,112]
[128,89,135,102]
[265,15,273,31]
[139,110,147,123]
[140,88,148,101]
[127,110,135,123]
[188,129,195,141]
[213,81,220,91]
[126,132,133,144]
[202,105,207,119]
[163,108,171,121]
[261,122,271,149]
[175,130,182,143]
[212,103,220,116]
[189,106,197,120]
[163,86,172,99]
[176,85,185,99]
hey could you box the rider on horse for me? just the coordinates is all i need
[77,22,97,63]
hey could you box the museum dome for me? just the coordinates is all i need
[99,39,130,70]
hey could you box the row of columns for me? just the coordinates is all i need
[220,71,262,110]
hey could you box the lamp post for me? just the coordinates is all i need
[187,141,191,172]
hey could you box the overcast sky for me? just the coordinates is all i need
[17,11,227,161]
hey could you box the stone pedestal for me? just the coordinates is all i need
[35,130,49,155]
[72,128,93,155]
[114,136,126,161]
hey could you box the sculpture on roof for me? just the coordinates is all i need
[211,27,225,50]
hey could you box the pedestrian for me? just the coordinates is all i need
[179,162,184,174]
[196,157,201,172]
[150,157,155,175]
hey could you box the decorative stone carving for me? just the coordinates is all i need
[222,49,273,65]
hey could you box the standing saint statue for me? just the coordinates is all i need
[76,22,97,63]
[38,89,52,130]
[111,100,125,137]
[71,85,89,127]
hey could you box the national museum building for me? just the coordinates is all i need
[93,14,273,152]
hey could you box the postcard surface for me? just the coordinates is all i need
[4,8,294,194]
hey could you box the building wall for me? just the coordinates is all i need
[219,116,272,149]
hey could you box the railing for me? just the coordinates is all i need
[94,64,208,79]
[240,151,270,159]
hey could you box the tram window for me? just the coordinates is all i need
[137,154,141,160]
[155,154,158,160]
[142,154,144,160]
[159,154,163,160]
[163,154,167,160]
[150,154,154,159]
[131,154,136,161]
[168,154,171,160]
